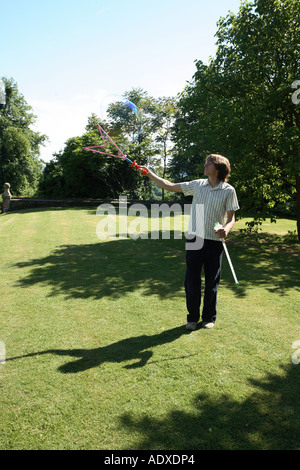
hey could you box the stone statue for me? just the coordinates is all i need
[2,183,12,198]
[2,183,12,213]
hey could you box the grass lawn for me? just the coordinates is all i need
[0,207,299,450]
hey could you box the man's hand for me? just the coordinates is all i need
[137,165,150,176]
[215,211,235,239]
[215,228,228,239]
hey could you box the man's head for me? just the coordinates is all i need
[205,154,231,182]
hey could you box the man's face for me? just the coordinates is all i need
[204,159,218,177]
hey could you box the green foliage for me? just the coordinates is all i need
[38,159,65,199]
[39,89,177,200]
[0,77,46,196]
[40,123,152,200]
[170,0,300,237]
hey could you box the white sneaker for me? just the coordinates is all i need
[202,322,215,329]
[186,322,197,331]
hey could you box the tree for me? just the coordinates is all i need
[40,129,144,199]
[103,90,177,199]
[38,158,65,199]
[152,97,177,200]
[40,89,175,200]
[0,77,47,195]
[171,0,300,239]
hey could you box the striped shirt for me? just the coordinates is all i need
[180,179,240,241]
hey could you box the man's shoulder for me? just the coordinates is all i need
[221,181,236,191]
[182,178,207,187]
[191,178,208,186]
[192,179,235,188]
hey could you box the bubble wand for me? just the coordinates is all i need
[214,222,239,285]
[83,124,147,175]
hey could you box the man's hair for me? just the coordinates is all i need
[207,154,231,182]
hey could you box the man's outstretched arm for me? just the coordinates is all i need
[138,166,183,193]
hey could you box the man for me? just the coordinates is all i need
[138,154,239,331]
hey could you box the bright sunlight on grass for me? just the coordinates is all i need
[0,207,299,450]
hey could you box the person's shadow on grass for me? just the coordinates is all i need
[8,326,193,374]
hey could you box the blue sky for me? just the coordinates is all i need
[1,0,242,161]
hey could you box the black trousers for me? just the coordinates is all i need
[184,238,223,324]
